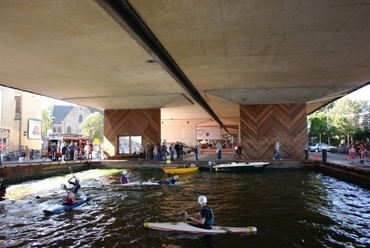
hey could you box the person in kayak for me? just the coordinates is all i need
[0,177,6,201]
[156,175,179,185]
[68,177,81,195]
[120,170,130,184]
[187,195,214,229]
[63,184,82,205]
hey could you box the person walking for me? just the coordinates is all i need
[304,142,309,160]
[215,142,222,160]
[272,141,282,160]
[194,145,200,160]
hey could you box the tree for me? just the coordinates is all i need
[80,112,104,141]
[308,98,369,145]
[41,106,54,138]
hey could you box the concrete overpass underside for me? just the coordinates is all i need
[0,1,369,159]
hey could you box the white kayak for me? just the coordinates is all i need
[143,222,257,234]
[107,182,141,187]
[141,181,186,186]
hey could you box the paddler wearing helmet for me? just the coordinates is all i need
[120,170,130,184]
[186,195,215,229]
[156,174,179,185]
[68,176,81,195]
[63,184,82,205]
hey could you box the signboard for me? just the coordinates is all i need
[197,126,221,140]
[28,119,42,140]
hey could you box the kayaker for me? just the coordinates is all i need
[68,177,81,195]
[120,170,130,184]
[187,195,214,229]
[156,175,179,185]
[0,177,6,201]
[63,184,82,205]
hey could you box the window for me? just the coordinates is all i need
[118,136,142,154]
[79,115,83,123]
[67,126,72,134]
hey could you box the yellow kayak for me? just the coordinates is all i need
[162,166,199,174]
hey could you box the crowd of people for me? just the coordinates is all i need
[50,141,93,162]
[148,141,188,161]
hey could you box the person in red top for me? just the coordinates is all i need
[63,184,82,205]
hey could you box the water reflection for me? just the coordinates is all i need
[0,169,369,247]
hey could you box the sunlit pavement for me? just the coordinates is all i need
[308,151,370,170]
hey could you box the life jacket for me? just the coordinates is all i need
[201,206,215,226]
[64,192,74,205]
[166,177,176,185]
[121,175,128,184]
[73,184,80,194]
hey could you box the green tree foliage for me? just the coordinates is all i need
[41,106,54,138]
[308,98,369,145]
[353,128,370,148]
[80,112,104,141]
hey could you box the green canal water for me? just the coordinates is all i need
[0,168,369,247]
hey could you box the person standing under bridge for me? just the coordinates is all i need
[273,141,282,160]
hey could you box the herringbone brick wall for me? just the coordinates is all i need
[240,104,307,159]
[103,109,161,156]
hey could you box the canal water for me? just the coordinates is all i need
[0,168,369,247]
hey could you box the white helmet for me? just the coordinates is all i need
[122,170,128,175]
[67,184,74,190]
[198,195,207,205]
[174,175,179,180]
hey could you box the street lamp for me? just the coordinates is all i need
[326,104,331,146]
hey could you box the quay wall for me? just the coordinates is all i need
[1,160,370,187]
